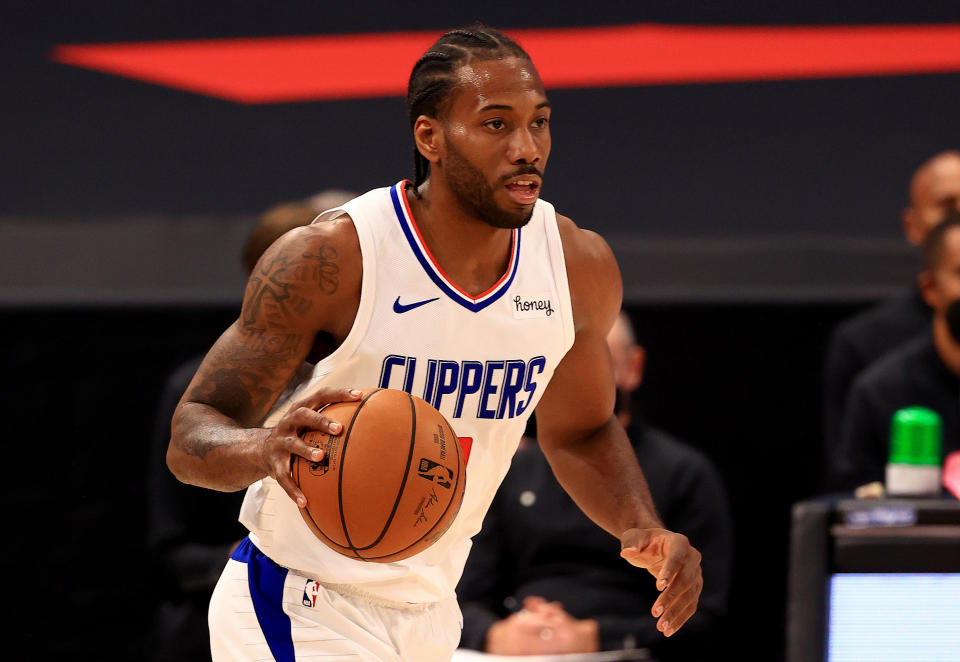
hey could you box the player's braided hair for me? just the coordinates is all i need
[406,26,532,195]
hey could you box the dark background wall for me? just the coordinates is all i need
[3,1,959,304]
[4,2,960,660]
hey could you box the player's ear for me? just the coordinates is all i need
[413,116,443,165]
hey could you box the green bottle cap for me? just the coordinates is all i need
[888,407,942,466]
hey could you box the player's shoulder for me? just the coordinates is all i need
[246,212,362,310]
[554,213,622,332]
[554,213,616,265]
[261,212,360,267]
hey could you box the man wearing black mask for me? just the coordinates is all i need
[823,150,960,474]
[836,210,960,492]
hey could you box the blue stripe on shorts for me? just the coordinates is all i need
[231,537,295,662]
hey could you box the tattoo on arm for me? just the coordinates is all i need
[190,366,273,415]
[177,232,340,458]
[184,328,308,424]
[178,340,304,458]
[183,436,230,460]
[301,244,340,294]
[243,239,339,331]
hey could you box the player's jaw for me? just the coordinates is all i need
[443,141,541,229]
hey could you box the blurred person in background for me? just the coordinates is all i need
[823,150,960,481]
[457,311,732,662]
[835,210,960,492]
[147,189,356,662]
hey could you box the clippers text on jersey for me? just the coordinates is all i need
[379,355,547,419]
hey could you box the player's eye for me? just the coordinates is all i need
[485,119,505,130]
[532,117,549,129]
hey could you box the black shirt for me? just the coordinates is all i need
[836,333,960,491]
[456,421,732,661]
[823,289,931,479]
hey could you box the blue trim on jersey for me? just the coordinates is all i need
[232,538,295,662]
[389,183,521,313]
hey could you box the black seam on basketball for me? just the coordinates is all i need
[338,389,381,560]
[297,447,349,551]
[351,390,418,559]
[296,457,351,552]
[363,417,464,561]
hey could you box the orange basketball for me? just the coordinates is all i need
[294,388,466,562]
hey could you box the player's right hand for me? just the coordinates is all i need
[257,387,362,507]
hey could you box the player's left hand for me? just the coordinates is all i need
[620,527,702,637]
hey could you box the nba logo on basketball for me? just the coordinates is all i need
[302,579,321,608]
[417,458,453,489]
[308,457,329,476]
[307,436,339,476]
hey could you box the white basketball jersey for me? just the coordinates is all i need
[239,181,575,604]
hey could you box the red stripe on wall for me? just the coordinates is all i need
[52,24,960,104]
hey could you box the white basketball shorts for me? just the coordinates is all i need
[209,538,462,662]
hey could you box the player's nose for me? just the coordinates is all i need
[508,127,541,165]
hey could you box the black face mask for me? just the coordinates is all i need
[946,300,960,344]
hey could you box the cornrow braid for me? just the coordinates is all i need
[406,25,531,195]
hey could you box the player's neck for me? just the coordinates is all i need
[406,181,515,298]
[932,317,960,376]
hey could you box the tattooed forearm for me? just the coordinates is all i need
[170,400,268,491]
[243,237,339,331]
[183,436,231,460]
[167,221,358,491]
[186,363,282,425]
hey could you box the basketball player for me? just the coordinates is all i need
[167,26,703,662]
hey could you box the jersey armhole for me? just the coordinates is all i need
[309,206,376,382]
[540,202,576,354]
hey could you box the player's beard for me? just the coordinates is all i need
[442,139,536,230]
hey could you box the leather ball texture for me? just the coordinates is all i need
[294,388,466,562]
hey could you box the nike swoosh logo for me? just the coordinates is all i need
[393,296,439,314]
